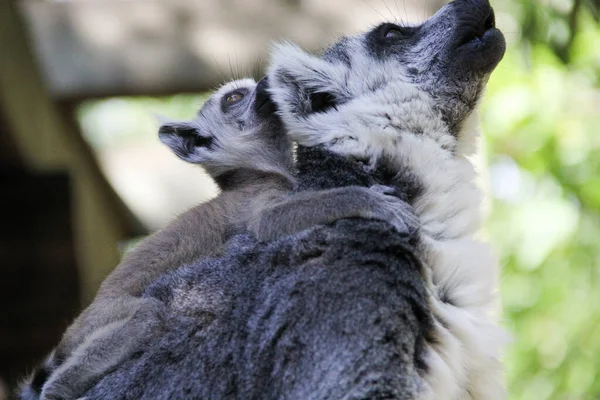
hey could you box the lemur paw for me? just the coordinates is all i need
[368,185,419,235]
[369,184,398,196]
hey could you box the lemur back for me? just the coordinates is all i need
[21,78,416,400]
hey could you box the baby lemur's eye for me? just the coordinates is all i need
[380,24,409,40]
[225,92,245,104]
[385,29,403,39]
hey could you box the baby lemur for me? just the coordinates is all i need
[22,77,416,400]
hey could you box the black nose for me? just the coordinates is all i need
[453,0,496,47]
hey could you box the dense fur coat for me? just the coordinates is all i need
[80,147,429,400]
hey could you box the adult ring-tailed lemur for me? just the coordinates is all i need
[267,0,507,397]
[21,0,506,399]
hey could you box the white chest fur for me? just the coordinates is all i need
[314,110,507,399]
[398,133,506,400]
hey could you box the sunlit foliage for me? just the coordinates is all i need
[483,1,599,398]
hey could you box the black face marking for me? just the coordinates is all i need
[158,123,201,142]
[254,76,277,117]
[378,23,416,41]
[454,1,496,48]
[364,22,419,61]
[159,123,214,161]
[168,126,213,148]
[192,135,213,148]
[170,133,214,161]
[445,0,505,74]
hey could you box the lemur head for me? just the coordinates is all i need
[159,78,293,187]
[268,0,505,162]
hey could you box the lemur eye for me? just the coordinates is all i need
[385,29,404,39]
[381,24,407,40]
[225,92,244,104]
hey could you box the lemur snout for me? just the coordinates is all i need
[445,0,505,73]
[454,1,496,47]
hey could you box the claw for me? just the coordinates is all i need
[370,184,397,196]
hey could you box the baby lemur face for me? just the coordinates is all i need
[159,78,293,181]
[267,0,505,162]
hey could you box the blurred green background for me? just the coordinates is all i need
[485,0,600,398]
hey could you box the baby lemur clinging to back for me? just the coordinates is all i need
[22,77,417,400]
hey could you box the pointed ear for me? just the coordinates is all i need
[267,42,345,119]
[158,120,213,162]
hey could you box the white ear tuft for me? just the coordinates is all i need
[267,42,305,77]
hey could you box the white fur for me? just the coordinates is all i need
[268,42,507,399]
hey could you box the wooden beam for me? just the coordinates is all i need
[0,0,145,307]
[18,0,440,100]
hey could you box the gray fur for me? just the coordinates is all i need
[22,79,417,400]
[80,147,429,400]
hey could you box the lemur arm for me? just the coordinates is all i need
[249,185,419,242]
